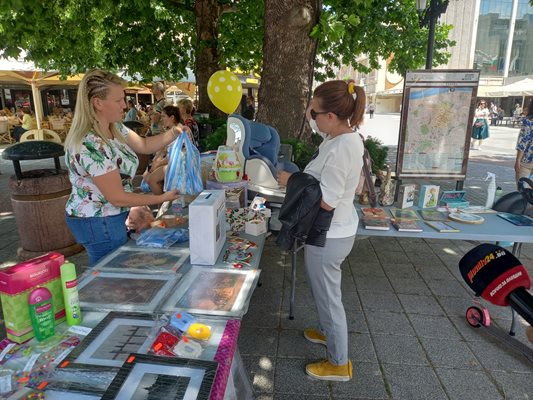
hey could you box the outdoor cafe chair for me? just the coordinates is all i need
[0,119,15,144]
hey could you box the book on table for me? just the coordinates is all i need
[459,206,497,214]
[418,209,449,221]
[362,217,390,231]
[497,212,533,226]
[389,208,419,221]
[361,207,386,218]
[391,220,423,232]
[424,221,460,233]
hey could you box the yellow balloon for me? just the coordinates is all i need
[207,70,242,114]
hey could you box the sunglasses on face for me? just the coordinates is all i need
[310,109,329,119]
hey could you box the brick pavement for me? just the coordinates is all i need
[0,138,532,399]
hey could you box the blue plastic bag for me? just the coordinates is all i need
[136,228,189,248]
[164,132,203,195]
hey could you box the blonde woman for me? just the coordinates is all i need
[64,69,181,265]
[177,98,199,148]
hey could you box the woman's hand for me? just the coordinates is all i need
[160,189,180,203]
[277,171,293,187]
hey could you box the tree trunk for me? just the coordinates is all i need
[256,0,320,140]
[195,0,223,116]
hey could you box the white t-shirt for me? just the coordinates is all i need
[304,132,364,238]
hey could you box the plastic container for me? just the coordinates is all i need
[485,172,496,208]
[28,287,55,341]
[60,262,82,326]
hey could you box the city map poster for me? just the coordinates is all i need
[396,70,480,179]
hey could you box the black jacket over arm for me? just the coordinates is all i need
[276,172,334,250]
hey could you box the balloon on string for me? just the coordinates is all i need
[207,70,242,114]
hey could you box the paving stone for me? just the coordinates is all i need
[346,310,370,334]
[349,262,386,277]
[354,276,394,292]
[448,316,492,342]
[238,327,279,357]
[398,294,445,316]
[347,333,378,363]
[366,311,415,336]
[273,358,330,396]
[331,361,388,399]
[388,277,432,295]
[340,272,357,292]
[436,296,475,318]
[273,394,330,400]
[340,290,362,311]
[381,262,419,279]
[491,371,533,400]
[419,337,482,369]
[373,333,428,366]
[467,338,533,373]
[382,363,447,400]
[435,368,503,400]
[242,355,275,394]
[425,278,471,298]
[377,251,411,264]
[277,329,326,359]
[251,288,284,310]
[280,306,319,331]
[358,290,403,312]
[282,286,315,309]
[408,314,462,340]
[370,238,403,253]
[243,303,281,329]
[413,263,455,280]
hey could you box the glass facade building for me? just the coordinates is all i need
[474,0,533,77]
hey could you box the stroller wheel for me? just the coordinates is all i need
[466,306,485,328]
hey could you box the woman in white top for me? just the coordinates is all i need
[277,80,365,381]
[64,69,181,266]
[471,99,490,150]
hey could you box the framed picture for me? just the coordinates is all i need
[61,312,158,368]
[94,247,188,274]
[78,272,179,313]
[161,268,260,317]
[101,354,218,400]
[37,364,116,399]
[397,70,480,179]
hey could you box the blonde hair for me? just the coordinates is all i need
[177,98,194,115]
[64,69,126,152]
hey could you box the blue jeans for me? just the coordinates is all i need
[65,212,129,266]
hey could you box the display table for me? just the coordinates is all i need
[1,226,267,399]
[288,205,533,319]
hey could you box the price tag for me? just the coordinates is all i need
[68,325,92,336]
[0,343,16,362]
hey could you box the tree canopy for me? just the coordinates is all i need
[0,0,454,137]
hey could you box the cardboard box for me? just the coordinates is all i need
[245,212,268,236]
[0,253,66,343]
[439,190,469,208]
[206,179,248,208]
[418,185,440,208]
[189,190,226,265]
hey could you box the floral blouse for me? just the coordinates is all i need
[65,123,139,217]
[516,117,533,164]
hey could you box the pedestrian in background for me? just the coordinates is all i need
[367,102,375,119]
[515,99,533,186]
[471,100,490,150]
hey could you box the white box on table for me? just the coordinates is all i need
[245,219,268,236]
[189,190,226,265]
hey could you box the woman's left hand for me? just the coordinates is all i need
[277,171,292,187]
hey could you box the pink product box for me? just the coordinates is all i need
[0,252,66,343]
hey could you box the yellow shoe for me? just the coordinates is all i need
[303,328,327,345]
[305,359,353,382]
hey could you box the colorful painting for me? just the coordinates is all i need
[95,248,188,273]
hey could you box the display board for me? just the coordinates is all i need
[396,70,480,179]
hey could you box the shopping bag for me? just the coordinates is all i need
[164,131,203,195]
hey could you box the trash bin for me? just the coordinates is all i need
[2,141,83,259]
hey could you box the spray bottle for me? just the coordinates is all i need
[60,261,82,326]
[28,287,55,341]
[485,172,496,208]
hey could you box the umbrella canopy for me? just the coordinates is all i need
[485,78,533,97]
